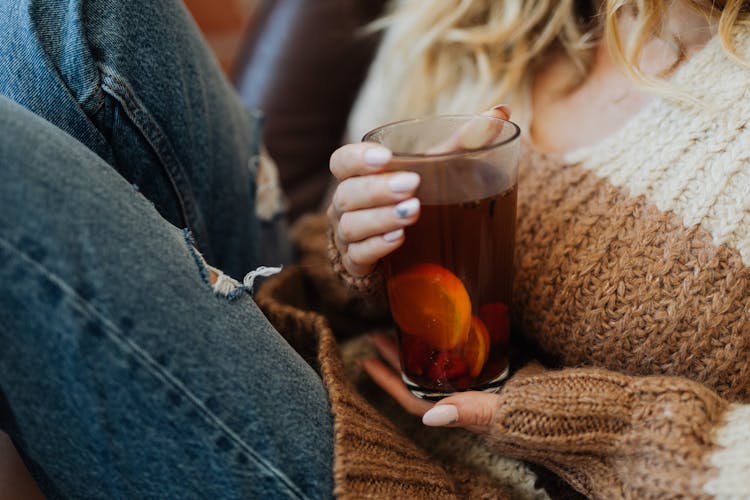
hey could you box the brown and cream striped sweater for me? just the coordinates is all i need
[504,29,750,497]
[257,28,750,499]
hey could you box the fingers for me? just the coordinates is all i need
[421,392,500,434]
[329,105,511,277]
[332,171,420,214]
[456,105,510,149]
[330,143,392,181]
[329,173,421,278]
[343,230,406,277]
[336,198,420,245]
[481,104,510,121]
[330,106,510,181]
[368,333,401,371]
[427,104,512,154]
[363,333,502,434]
[361,358,433,417]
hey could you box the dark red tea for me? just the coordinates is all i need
[384,159,517,396]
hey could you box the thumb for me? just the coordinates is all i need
[421,391,499,434]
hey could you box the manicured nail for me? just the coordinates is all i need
[388,172,420,193]
[491,104,510,120]
[383,228,404,242]
[394,198,419,218]
[422,405,458,426]
[460,119,497,149]
[363,146,392,166]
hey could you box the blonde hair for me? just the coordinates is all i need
[347,0,750,138]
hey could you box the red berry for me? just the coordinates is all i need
[428,351,467,382]
[480,302,510,343]
[400,334,431,376]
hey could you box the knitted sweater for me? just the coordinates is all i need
[256,28,750,499]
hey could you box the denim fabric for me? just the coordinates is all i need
[0,96,334,499]
[0,0,268,279]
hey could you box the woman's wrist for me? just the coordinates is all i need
[327,228,385,296]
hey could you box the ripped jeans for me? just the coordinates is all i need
[0,0,333,498]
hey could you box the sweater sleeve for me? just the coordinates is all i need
[326,227,389,315]
[484,366,750,499]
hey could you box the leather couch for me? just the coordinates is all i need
[0,1,386,497]
[234,0,387,220]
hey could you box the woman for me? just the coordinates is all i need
[3,0,747,498]
[328,0,750,497]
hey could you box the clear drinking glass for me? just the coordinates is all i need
[363,115,521,399]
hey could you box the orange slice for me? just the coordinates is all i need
[464,316,491,377]
[387,263,472,351]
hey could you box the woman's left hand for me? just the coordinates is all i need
[363,333,732,500]
[362,333,505,436]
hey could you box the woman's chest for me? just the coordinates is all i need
[512,150,750,402]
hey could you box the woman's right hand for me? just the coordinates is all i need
[327,143,421,278]
[328,105,511,278]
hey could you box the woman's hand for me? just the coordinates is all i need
[327,144,421,278]
[362,333,508,436]
[328,105,511,278]
[363,335,732,500]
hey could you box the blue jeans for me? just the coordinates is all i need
[0,1,333,499]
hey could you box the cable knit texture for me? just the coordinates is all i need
[487,368,729,498]
[509,29,750,398]
[514,144,750,402]
[254,28,750,499]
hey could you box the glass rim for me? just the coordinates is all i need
[361,114,521,160]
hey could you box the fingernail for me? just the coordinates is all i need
[388,172,420,193]
[460,119,497,149]
[422,405,458,426]
[394,198,419,219]
[363,146,392,166]
[383,228,404,242]
[491,104,510,120]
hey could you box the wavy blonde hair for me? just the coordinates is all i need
[347,0,750,138]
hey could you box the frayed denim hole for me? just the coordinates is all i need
[182,228,211,287]
[225,286,247,302]
[210,271,246,301]
[182,228,253,300]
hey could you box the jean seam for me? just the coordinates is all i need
[182,228,212,287]
[95,63,209,256]
[0,235,309,500]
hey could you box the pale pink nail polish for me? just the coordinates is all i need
[394,198,419,219]
[363,146,392,166]
[422,405,459,426]
[388,172,420,193]
[492,104,510,119]
[383,228,404,242]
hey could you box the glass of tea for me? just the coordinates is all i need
[363,115,521,399]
